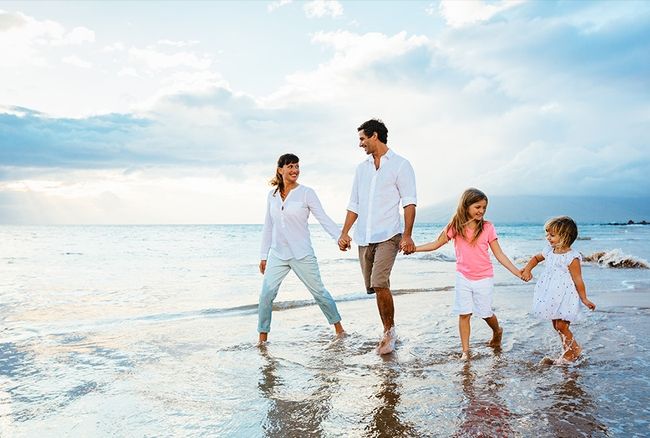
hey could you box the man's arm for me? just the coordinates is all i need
[400,204,416,254]
[338,210,358,251]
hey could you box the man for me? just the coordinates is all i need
[338,119,417,355]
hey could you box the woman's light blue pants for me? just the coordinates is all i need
[258,253,342,333]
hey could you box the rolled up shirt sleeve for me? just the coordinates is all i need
[397,160,417,208]
[346,168,360,213]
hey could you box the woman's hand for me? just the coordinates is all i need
[259,260,267,275]
[520,269,532,282]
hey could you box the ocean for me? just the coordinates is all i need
[1,223,649,436]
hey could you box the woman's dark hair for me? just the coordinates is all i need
[358,119,388,144]
[270,153,299,196]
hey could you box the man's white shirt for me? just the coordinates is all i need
[347,149,417,246]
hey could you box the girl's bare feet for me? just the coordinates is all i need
[488,327,503,348]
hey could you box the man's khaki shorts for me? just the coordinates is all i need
[358,233,401,294]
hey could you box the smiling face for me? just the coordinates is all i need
[358,130,377,155]
[278,161,300,186]
[467,199,487,223]
[545,228,563,249]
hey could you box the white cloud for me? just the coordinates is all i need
[438,0,526,28]
[157,39,199,48]
[127,46,213,71]
[263,31,429,106]
[268,0,292,13]
[62,54,93,69]
[304,0,343,18]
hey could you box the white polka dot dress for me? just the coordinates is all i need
[532,245,584,322]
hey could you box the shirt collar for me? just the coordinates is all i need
[365,148,394,163]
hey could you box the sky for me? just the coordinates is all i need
[0,0,649,224]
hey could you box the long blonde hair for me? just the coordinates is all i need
[447,188,488,244]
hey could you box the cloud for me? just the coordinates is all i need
[62,55,93,69]
[304,0,343,18]
[127,46,213,71]
[268,0,292,13]
[437,0,526,28]
[1,3,649,224]
[0,108,153,169]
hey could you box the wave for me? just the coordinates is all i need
[413,253,456,262]
[582,249,649,269]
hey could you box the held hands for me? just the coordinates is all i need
[259,260,266,275]
[520,269,532,282]
[582,298,596,311]
[338,233,352,251]
[400,236,415,255]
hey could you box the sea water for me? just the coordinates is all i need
[1,223,649,436]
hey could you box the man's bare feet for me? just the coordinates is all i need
[376,327,396,355]
[488,327,503,348]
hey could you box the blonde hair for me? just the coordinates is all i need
[544,216,578,249]
[447,188,488,244]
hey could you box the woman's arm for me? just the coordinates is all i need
[414,229,449,252]
[568,258,596,310]
[489,239,523,278]
[306,188,340,240]
[259,193,273,274]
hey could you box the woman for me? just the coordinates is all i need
[258,153,345,343]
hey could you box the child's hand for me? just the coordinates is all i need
[520,269,532,282]
[582,298,596,311]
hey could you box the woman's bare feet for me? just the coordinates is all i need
[258,332,268,345]
[460,350,471,361]
[488,327,503,348]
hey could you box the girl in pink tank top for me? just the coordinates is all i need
[413,188,525,359]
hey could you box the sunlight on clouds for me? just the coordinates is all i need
[438,0,526,28]
[0,169,267,224]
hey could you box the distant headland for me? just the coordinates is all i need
[606,220,649,225]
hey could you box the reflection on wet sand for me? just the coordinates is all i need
[546,368,608,437]
[454,357,514,437]
[257,345,338,437]
[364,363,418,438]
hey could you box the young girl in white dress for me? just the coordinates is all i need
[521,216,596,363]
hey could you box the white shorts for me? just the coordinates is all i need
[452,272,494,318]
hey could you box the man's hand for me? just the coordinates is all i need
[338,233,352,251]
[400,236,415,255]
[259,260,267,275]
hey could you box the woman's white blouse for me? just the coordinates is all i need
[260,185,341,260]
